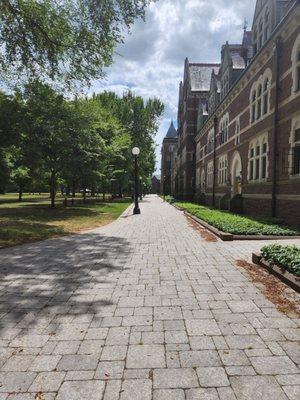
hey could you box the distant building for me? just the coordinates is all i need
[151,175,161,194]
[160,121,178,196]
[172,0,300,225]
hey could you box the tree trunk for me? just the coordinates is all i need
[18,186,23,202]
[102,185,105,202]
[50,171,56,208]
[83,187,86,203]
[72,181,76,198]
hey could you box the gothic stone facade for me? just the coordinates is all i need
[161,121,178,196]
[176,60,220,199]
[194,0,300,226]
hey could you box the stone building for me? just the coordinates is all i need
[151,175,161,195]
[175,60,220,199]
[160,121,178,196]
[174,0,300,226]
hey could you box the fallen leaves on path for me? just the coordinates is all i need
[236,259,300,318]
[35,393,45,400]
[186,215,217,242]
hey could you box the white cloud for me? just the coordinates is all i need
[89,0,256,173]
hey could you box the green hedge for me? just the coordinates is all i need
[261,244,300,276]
[175,202,299,236]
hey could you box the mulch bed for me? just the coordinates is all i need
[236,259,300,318]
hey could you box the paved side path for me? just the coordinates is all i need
[0,195,299,400]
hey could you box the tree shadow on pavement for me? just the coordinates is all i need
[0,231,131,335]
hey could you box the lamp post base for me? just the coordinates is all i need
[133,206,141,215]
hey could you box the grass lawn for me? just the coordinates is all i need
[0,194,131,248]
[175,202,300,236]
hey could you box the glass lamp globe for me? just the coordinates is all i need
[132,147,140,156]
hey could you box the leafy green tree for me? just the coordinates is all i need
[0,0,152,86]
[23,81,77,207]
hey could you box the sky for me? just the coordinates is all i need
[90,0,257,175]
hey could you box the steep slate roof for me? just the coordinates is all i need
[228,44,246,70]
[165,120,178,138]
[189,63,220,92]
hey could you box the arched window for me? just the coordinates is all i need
[248,134,268,181]
[207,129,214,153]
[235,117,241,145]
[262,78,270,115]
[251,89,256,123]
[257,84,262,120]
[291,34,300,94]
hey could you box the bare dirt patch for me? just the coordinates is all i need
[236,259,300,318]
[186,215,218,242]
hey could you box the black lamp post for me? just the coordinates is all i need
[132,147,141,215]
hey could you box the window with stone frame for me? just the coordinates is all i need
[235,117,241,145]
[248,134,268,182]
[207,129,214,154]
[218,155,228,185]
[262,77,270,115]
[256,83,262,120]
[207,161,214,188]
[251,88,256,123]
[292,34,300,94]
[293,128,300,175]
[219,114,229,145]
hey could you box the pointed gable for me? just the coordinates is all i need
[165,121,177,139]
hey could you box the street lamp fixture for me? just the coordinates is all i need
[132,147,141,214]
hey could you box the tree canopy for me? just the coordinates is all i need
[0,0,152,86]
[0,83,164,206]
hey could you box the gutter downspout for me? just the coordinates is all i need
[272,36,281,218]
[213,116,218,207]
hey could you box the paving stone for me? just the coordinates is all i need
[56,380,105,400]
[53,340,80,354]
[1,195,300,398]
[179,350,221,367]
[65,370,94,380]
[122,316,152,326]
[186,388,219,400]
[57,354,99,371]
[165,331,188,344]
[227,301,260,313]
[225,335,266,349]
[106,327,130,345]
[29,371,65,391]
[100,346,127,361]
[0,372,36,392]
[217,387,238,400]
[77,339,103,354]
[218,350,250,366]
[120,379,152,400]
[282,385,300,400]
[1,355,36,371]
[197,366,230,387]
[10,335,49,348]
[127,345,165,368]
[104,379,122,400]
[190,337,215,350]
[142,331,164,344]
[153,389,185,400]
[29,355,61,371]
[250,356,298,375]
[230,376,289,400]
[186,319,221,336]
[153,368,198,389]
[94,361,124,380]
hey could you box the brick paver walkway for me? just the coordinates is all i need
[0,195,299,399]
